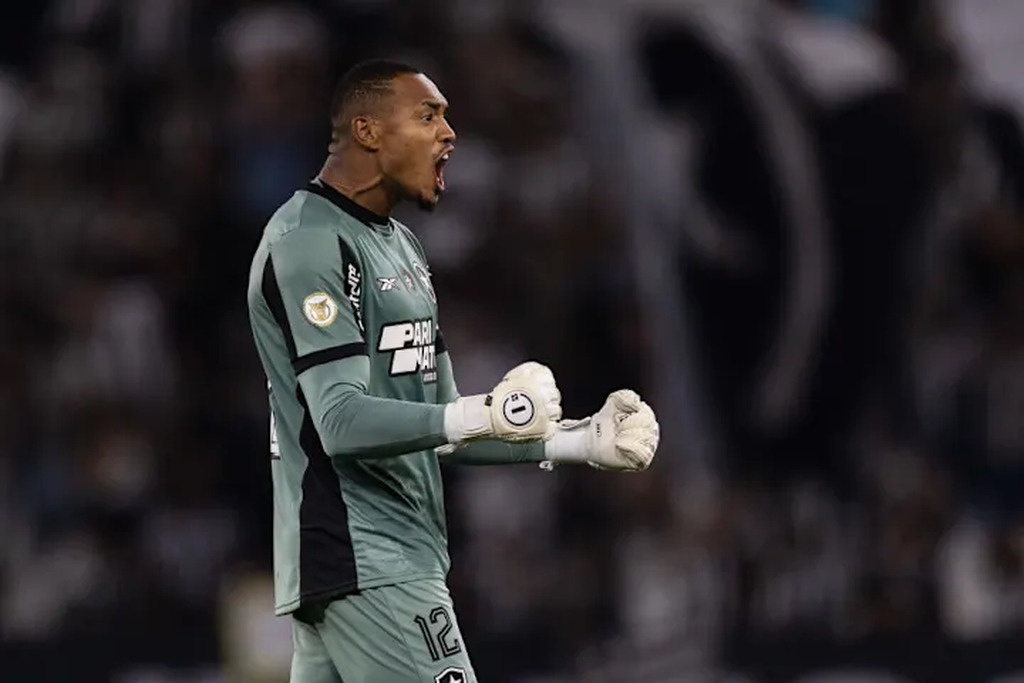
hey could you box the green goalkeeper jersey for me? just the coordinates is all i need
[248,180,455,615]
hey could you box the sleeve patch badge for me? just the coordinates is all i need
[303,292,338,327]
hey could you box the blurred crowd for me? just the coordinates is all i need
[1,0,1024,682]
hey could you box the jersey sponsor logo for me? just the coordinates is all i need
[377,276,398,292]
[414,262,436,302]
[402,270,416,291]
[378,318,437,382]
[302,292,339,327]
[344,261,364,331]
[433,667,466,683]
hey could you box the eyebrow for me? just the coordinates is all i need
[422,100,448,112]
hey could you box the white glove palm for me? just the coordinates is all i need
[542,389,659,471]
[445,361,562,443]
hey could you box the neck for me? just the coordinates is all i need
[317,154,395,217]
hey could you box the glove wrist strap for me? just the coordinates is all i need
[444,396,493,443]
[544,426,589,463]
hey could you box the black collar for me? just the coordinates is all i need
[306,179,390,227]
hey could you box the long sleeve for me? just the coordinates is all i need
[433,349,546,465]
[299,355,448,459]
[443,439,547,465]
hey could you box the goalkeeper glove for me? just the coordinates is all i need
[541,389,659,471]
[444,361,562,444]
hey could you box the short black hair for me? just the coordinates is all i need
[330,59,422,126]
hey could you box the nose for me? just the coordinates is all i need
[440,119,456,144]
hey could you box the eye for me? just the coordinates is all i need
[421,113,434,122]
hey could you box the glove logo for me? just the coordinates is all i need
[378,318,437,383]
[501,392,536,428]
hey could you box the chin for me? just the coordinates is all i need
[416,190,442,213]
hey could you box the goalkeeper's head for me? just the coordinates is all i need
[326,59,456,213]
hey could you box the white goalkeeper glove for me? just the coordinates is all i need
[540,389,659,471]
[444,361,562,444]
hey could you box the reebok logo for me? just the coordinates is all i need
[378,318,437,382]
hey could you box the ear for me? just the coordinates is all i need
[351,115,383,151]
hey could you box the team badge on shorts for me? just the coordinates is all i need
[302,292,338,327]
[434,666,466,683]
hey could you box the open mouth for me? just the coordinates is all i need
[434,150,452,192]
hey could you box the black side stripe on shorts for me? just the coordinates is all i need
[436,330,447,354]
[293,343,368,375]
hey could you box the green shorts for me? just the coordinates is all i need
[289,578,477,683]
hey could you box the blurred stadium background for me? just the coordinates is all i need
[2,0,1024,681]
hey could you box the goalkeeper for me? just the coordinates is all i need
[247,59,660,683]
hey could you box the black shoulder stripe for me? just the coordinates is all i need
[436,330,447,354]
[337,237,364,333]
[262,254,297,360]
[293,343,368,375]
